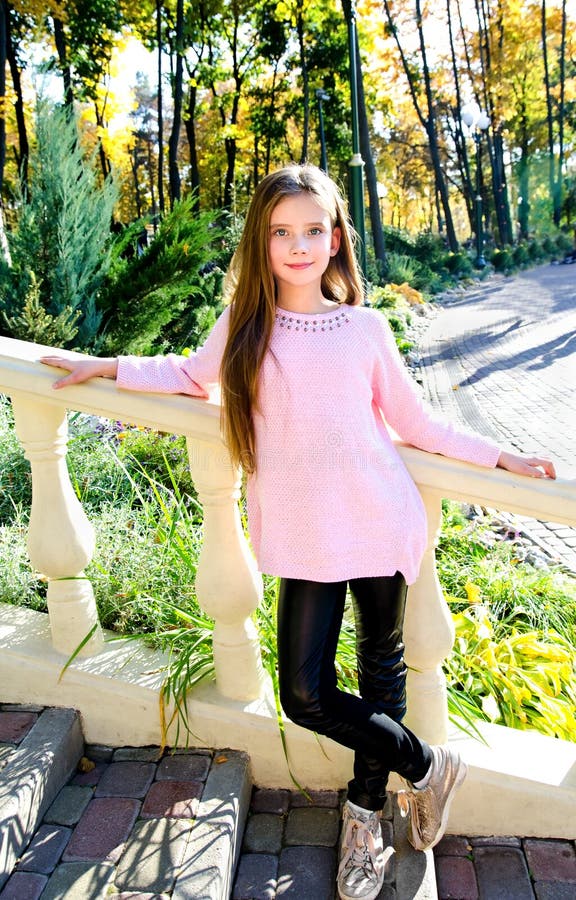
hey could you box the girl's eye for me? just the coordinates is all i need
[309,227,322,235]
[272,228,288,237]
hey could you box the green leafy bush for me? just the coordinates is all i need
[438,501,576,737]
[512,243,530,267]
[490,248,512,271]
[442,251,474,277]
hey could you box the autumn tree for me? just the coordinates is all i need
[542,0,568,226]
[382,0,460,251]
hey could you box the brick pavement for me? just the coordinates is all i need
[0,705,250,899]
[414,263,576,572]
[1,701,575,897]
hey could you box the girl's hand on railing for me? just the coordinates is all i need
[40,356,118,389]
[497,450,556,479]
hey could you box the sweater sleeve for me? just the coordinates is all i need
[116,305,231,397]
[365,309,501,469]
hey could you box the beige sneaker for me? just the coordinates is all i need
[397,745,467,851]
[337,801,386,900]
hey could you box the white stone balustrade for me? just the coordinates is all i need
[10,392,103,657]
[0,336,264,702]
[399,444,576,746]
[187,436,264,701]
[1,335,576,735]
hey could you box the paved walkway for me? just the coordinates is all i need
[2,703,575,899]
[415,262,576,572]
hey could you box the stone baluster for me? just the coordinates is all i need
[187,435,265,702]
[10,394,103,656]
[403,489,453,744]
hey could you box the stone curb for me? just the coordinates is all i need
[174,750,253,899]
[0,707,84,890]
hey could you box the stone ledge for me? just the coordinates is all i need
[0,707,84,889]
[2,604,575,839]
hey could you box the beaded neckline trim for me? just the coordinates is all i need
[275,309,351,333]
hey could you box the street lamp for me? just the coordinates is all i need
[315,89,330,174]
[345,0,367,277]
[461,102,490,268]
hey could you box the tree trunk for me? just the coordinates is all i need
[265,63,280,177]
[541,0,556,226]
[448,0,473,233]
[415,1,458,251]
[0,0,7,195]
[470,0,513,245]
[131,147,143,219]
[383,0,458,251]
[156,0,165,214]
[168,0,184,206]
[354,32,386,271]
[0,1,9,263]
[296,0,309,164]
[555,0,567,226]
[185,81,200,211]
[6,4,28,194]
[491,130,513,245]
[147,137,157,221]
[94,102,112,181]
[52,14,73,108]
[223,90,239,210]
[518,108,530,240]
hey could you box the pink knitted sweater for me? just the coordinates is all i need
[117,303,501,584]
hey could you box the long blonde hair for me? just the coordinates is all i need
[220,164,363,473]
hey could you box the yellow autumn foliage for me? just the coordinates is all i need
[387,282,425,305]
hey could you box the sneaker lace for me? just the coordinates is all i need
[337,816,383,882]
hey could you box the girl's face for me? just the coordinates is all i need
[268,193,341,296]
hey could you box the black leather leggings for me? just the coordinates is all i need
[277,574,432,811]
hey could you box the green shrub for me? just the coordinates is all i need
[413,231,445,264]
[382,225,415,257]
[555,232,573,254]
[491,248,512,271]
[369,285,400,309]
[383,252,441,292]
[442,251,474,277]
[512,243,530,267]
[527,239,544,261]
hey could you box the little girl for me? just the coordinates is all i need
[42,164,554,900]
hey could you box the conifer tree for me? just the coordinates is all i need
[0,102,117,349]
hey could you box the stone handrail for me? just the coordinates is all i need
[1,335,575,746]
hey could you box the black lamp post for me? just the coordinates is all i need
[315,89,330,173]
[461,103,490,268]
[345,0,367,277]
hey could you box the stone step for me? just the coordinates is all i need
[1,703,437,898]
[0,707,84,890]
[0,703,254,899]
